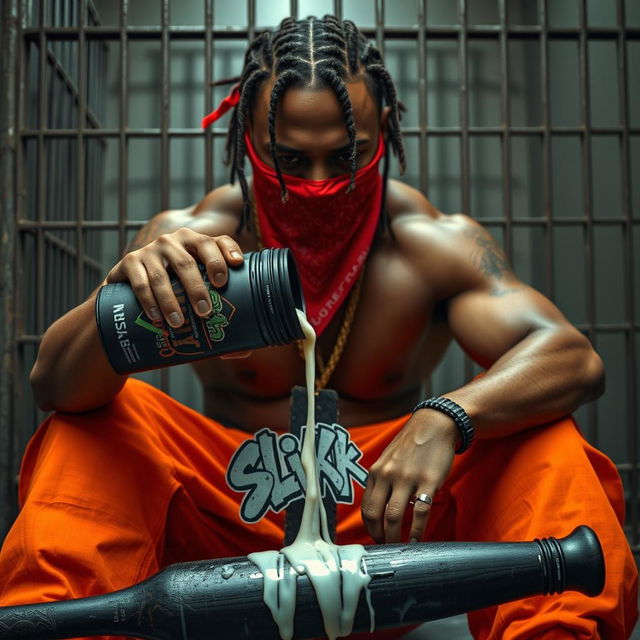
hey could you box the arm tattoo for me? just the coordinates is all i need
[124,216,177,255]
[464,227,511,280]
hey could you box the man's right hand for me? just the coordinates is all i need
[105,228,244,329]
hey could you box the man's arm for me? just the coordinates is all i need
[438,217,604,437]
[30,187,244,413]
[361,212,604,544]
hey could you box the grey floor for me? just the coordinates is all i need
[401,615,472,639]
[399,613,640,639]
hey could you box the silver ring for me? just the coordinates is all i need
[410,493,433,506]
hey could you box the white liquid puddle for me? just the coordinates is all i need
[248,309,375,639]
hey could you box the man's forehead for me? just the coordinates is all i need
[251,77,379,134]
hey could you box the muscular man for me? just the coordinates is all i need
[1,15,637,640]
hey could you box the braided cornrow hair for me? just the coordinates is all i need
[225,15,406,231]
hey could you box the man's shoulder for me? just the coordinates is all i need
[387,179,478,252]
[142,182,245,242]
[386,179,503,295]
[195,181,245,216]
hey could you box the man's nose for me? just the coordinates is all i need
[307,161,337,181]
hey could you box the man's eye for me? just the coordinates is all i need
[278,155,302,167]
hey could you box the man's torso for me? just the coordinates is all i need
[168,178,472,431]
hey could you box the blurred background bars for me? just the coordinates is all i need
[0,0,638,569]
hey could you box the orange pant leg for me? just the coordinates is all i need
[436,416,638,640]
[336,415,637,639]
[1,382,637,640]
[0,378,286,640]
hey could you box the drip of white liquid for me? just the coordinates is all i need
[248,309,375,640]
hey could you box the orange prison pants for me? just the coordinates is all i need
[0,378,637,640]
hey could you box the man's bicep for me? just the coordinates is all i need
[446,283,572,369]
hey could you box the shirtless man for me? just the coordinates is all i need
[2,15,637,640]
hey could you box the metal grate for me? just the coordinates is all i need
[0,0,638,559]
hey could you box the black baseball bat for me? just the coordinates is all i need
[0,525,604,640]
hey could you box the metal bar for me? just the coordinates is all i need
[458,0,470,218]
[87,0,99,26]
[36,0,46,337]
[375,0,384,60]
[498,0,512,261]
[204,0,213,194]
[616,0,638,551]
[160,0,170,394]
[289,0,298,20]
[54,233,64,326]
[417,0,428,196]
[0,0,19,540]
[160,0,169,212]
[18,125,640,137]
[578,0,598,447]
[41,229,102,270]
[417,0,431,399]
[20,25,640,40]
[118,0,128,257]
[540,0,554,299]
[458,0,473,384]
[333,0,342,19]
[76,0,87,304]
[248,0,255,43]
[44,45,103,130]
[12,0,28,522]
[18,219,152,228]
[616,463,640,472]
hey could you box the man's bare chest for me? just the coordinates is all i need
[192,251,452,413]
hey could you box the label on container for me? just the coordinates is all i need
[98,276,238,373]
[136,284,237,362]
[111,301,142,366]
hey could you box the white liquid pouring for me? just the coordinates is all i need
[248,309,375,639]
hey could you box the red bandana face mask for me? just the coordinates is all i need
[202,85,385,336]
[245,133,385,336]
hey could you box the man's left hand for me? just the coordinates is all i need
[360,410,458,543]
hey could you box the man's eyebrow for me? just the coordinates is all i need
[273,139,370,154]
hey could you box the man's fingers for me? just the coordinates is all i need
[383,487,413,543]
[191,234,243,292]
[125,264,161,323]
[103,230,245,325]
[408,489,436,543]
[165,250,212,319]
[361,481,391,544]
[214,235,245,265]
[142,256,185,328]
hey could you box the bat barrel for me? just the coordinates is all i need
[0,526,605,640]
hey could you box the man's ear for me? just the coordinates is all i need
[380,106,392,140]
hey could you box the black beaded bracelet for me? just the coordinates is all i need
[412,397,475,454]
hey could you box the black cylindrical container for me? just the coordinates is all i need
[95,248,305,374]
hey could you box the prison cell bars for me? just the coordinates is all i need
[2,0,639,555]
[0,0,19,541]
[617,0,638,557]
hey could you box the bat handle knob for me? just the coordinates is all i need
[537,525,605,597]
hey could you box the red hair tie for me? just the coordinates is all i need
[201,83,241,129]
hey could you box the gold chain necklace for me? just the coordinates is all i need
[251,199,364,391]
